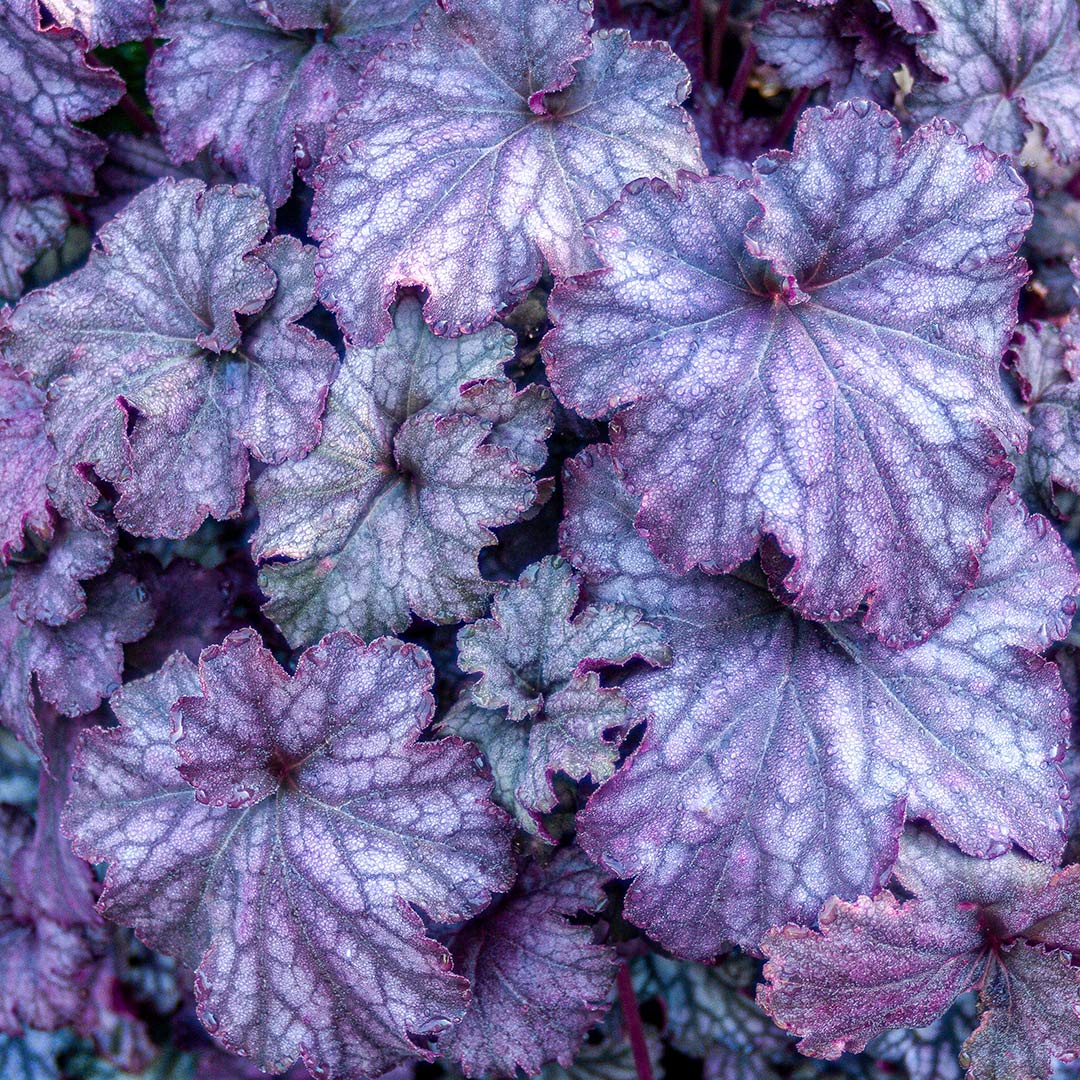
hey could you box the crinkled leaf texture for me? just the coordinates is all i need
[759,828,1080,1080]
[909,0,1080,162]
[39,0,156,47]
[871,997,975,1080]
[0,570,152,760]
[1009,319,1080,514]
[444,556,668,835]
[438,848,616,1077]
[0,798,106,1037]
[3,178,336,538]
[0,195,67,303]
[148,0,428,208]
[560,445,1078,954]
[252,295,551,644]
[312,0,704,345]
[63,630,515,1078]
[546,101,1031,648]
[0,0,123,197]
[0,364,55,562]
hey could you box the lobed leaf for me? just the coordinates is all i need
[3,179,336,538]
[63,632,515,1078]
[312,0,704,345]
[909,0,1080,162]
[560,445,1079,953]
[0,196,67,303]
[39,0,156,47]
[148,0,428,208]
[546,101,1031,647]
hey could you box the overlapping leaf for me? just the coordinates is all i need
[148,0,429,208]
[560,444,1078,954]
[252,295,550,645]
[0,0,123,198]
[312,0,704,345]
[1008,319,1080,514]
[40,0,156,47]
[0,364,55,562]
[3,179,336,538]
[0,196,67,303]
[547,101,1031,647]
[909,0,1080,162]
[443,557,668,835]
[63,632,515,1078]
[0,571,152,759]
[759,829,1080,1080]
[439,849,615,1077]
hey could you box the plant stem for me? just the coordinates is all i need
[708,0,731,85]
[616,962,653,1080]
[771,87,811,146]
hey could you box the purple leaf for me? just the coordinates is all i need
[9,519,115,627]
[311,0,704,345]
[1008,319,1080,513]
[252,295,550,644]
[439,848,616,1077]
[39,0,156,47]
[0,364,55,563]
[634,952,788,1060]
[592,0,705,86]
[0,804,106,1036]
[63,632,515,1077]
[443,556,668,835]
[871,998,975,1080]
[758,828,1080,1079]
[546,102,1031,647]
[909,0,1080,163]
[0,1030,66,1080]
[0,0,123,198]
[560,445,1078,954]
[457,556,669,722]
[3,179,336,538]
[0,572,152,759]
[0,196,67,302]
[148,0,429,208]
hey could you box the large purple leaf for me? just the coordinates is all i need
[3,179,336,538]
[443,556,668,836]
[311,0,704,345]
[0,196,67,303]
[546,101,1031,647]
[759,828,1080,1079]
[252,295,550,645]
[148,0,429,209]
[39,0,156,47]
[909,0,1080,163]
[63,632,515,1078]
[0,572,152,759]
[0,0,123,198]
[560,445,1078,955]
[0,364,55,562]
[438,849,615,1077]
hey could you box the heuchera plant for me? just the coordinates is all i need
[8,2,1080,1080]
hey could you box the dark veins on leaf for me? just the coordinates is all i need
[443,555,669,836]
[252,294,551,645]
[62,631,514,1079]
[546,100,1032,648]
[2,178,337,540]
[760,827,1080,1080]
[559,444,1079,954]
[312,0,705,344]
[148,0,430,209]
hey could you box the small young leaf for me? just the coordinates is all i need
[312,0,704,344]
